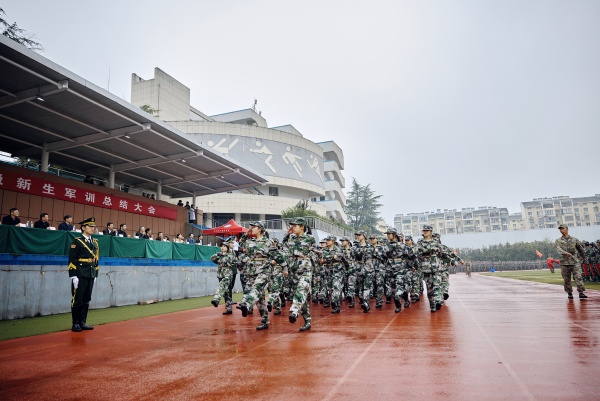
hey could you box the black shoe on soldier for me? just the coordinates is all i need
[274,310,282,315]
[240,304,248,317]
[436,303,442,310]
[579,293,588,299]
[299,322,311,332]
[346,295,353,303]
[375,303,382,308]
[404,301,410,308]
[223,310,232,315]
[71,323,82,332]
[211,299,219,308]
[568,292,573,299]
[256,322,269,330]
[289,312,298,323]
[361,302,370,313]
[386,296,391,304]
[80,322,94,330]
[349,302,355,308]
[267,303,272,312]
[236,304,242,310]
[443,293,449,300]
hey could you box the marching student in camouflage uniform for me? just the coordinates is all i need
[433,233,464,303]
[556,224,588,299]
[211,243,238,315]
[384,231,401,304]
[238,222,274,330]
[405,236,422,302]
[351,230,374,313]
[285,217,318,331]
[318,238,334,308]
[267,238,288,315]
[417,225,445,312]
[339,236,354,307]
[321,235,346,314]
[385,228,412,313]
[313,239,327,304]
[369,234,387,308]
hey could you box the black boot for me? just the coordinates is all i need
[240,303,249,317]
[436,303,442,310]
[223,309,232,315]
[280,293,286,307]
[274,310,282,315]
[267,303,272,312]
[289,311,298,323]
[375,302,383,308]
[361,301,370,313]
[331,302,340,314]
[349,301,355,308]
[443,293,449,300]
[80,322,94,330]
[394,298,402,313]
[299,321,311,331]
[386,296,391,304]
[256,316,269,330]
[211,299,219,308]
[71,323,82,332]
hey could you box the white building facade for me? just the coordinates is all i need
[131,68,346,227]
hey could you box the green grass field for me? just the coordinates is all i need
[481,269,600,290]
[0,293,243,342]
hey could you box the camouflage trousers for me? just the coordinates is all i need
[440,265,450,297]
[311,269,321,300]
[374,267,386,304]
[267,266,285,312]
[394,268,412,300]
[289,261,313,323]
[242,263,272,316]
[347,269,358,300]
[330,268,346,305]
[411,269,423,297]
[385,269,397,299]
[423,271,443,310]
[356,262,374,302]
[213,269,233,310]
[561,264,585,293]
[319,268,332,302]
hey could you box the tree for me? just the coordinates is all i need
[140,104,159,117]
[1,8,43,52]
[344,178,383,234]
[281,200,320,219]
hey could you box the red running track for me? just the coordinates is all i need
[1,273,599,400]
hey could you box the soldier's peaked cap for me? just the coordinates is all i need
[249,221,264,229]
[385,227,398,234]
[355,230,367,236]
[79,217,96,227]
[289,217,308,226]
[558,223,568,229]
[422,224,433,231]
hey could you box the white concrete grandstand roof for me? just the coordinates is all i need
[0,36,267,198]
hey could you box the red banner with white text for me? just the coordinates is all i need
[0,169,177,220]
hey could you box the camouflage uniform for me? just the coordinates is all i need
[211,249,238,314]
[321,236,346,313]
[405,236,422,302]
[385,236,412,312]
[351,232,375,312]
[556,225,586,297]
[312,240,326,303]
[417,226,444,312]
[239,225,274,326]
[339,237,354,307]
[285,218,317,330]
[267,244,288,314]
[370,236,387,308]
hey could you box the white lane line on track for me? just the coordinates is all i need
[322,313,398,401]
[452,285,536,401]
[477,274,598,336]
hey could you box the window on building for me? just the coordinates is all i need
[320,196,325,201]
[528,212,533,216]
[269,187,279,196]
[213,213,235,226]
[565,215,574,222]
[241,214,260,222]
[265,214,282,229]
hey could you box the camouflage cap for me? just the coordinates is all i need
[355,230,367,237]
[319,238,327,243]
[404,235,413,241]
[249,221,264,229]
[558,223,568,229]
[340,236,351,242]
[289,217,308,226]
[422,225,433,231]
[326,235,337,241]
[432,233,441,238]
[385,228,398,235]
[369,233,378,239]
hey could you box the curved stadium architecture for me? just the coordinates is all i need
[131,68,347,227]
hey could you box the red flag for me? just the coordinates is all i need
[536,250,543,259]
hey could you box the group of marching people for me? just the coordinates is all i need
[210,219,464,332]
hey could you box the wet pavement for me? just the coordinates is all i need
[1,273,599,400]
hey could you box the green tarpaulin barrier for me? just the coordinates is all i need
[145,240,172,259]
[110,237,146,258]
[7,227,69,256]
[172,243,196,260]
[0,225,9,253]
[0,226,218,262]
[195,245,218,261]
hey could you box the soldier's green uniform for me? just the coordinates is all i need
[267,241,288,315]
[285,218,317,331]
[405,236,422,302]
[385,229,411,312]
[321,236,346,313]
[238,222,274,329]
[351,231,374,313]
[417,225,444,312]
[556,224,587,299]
[211,244,238,314]
[312,239,327,303]
[68,217,99,332]
[370,235,387,308]
[340,237,356,308]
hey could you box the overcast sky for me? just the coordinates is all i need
[4,1,599,224]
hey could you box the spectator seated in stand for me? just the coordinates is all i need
[156,231,165,241]
[173,233,185,243]
[186,233,195,244]
[83,175,95,185]
[2,208,21,226]
[144,227,153,240]
[196,234,204,245]
[134,226,146,238]
[117,223,127,237]
[102,222,117,236]
[34,212,51,229]
[177,200,184,207]
[58,215,74,231]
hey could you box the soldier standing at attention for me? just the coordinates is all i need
[68,217,99,332]
[417,225,444,313]
[556,224,588,299]
[285,218,317,332]
[210,243,238,315]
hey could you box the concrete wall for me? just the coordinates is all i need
[0,264,242,320]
